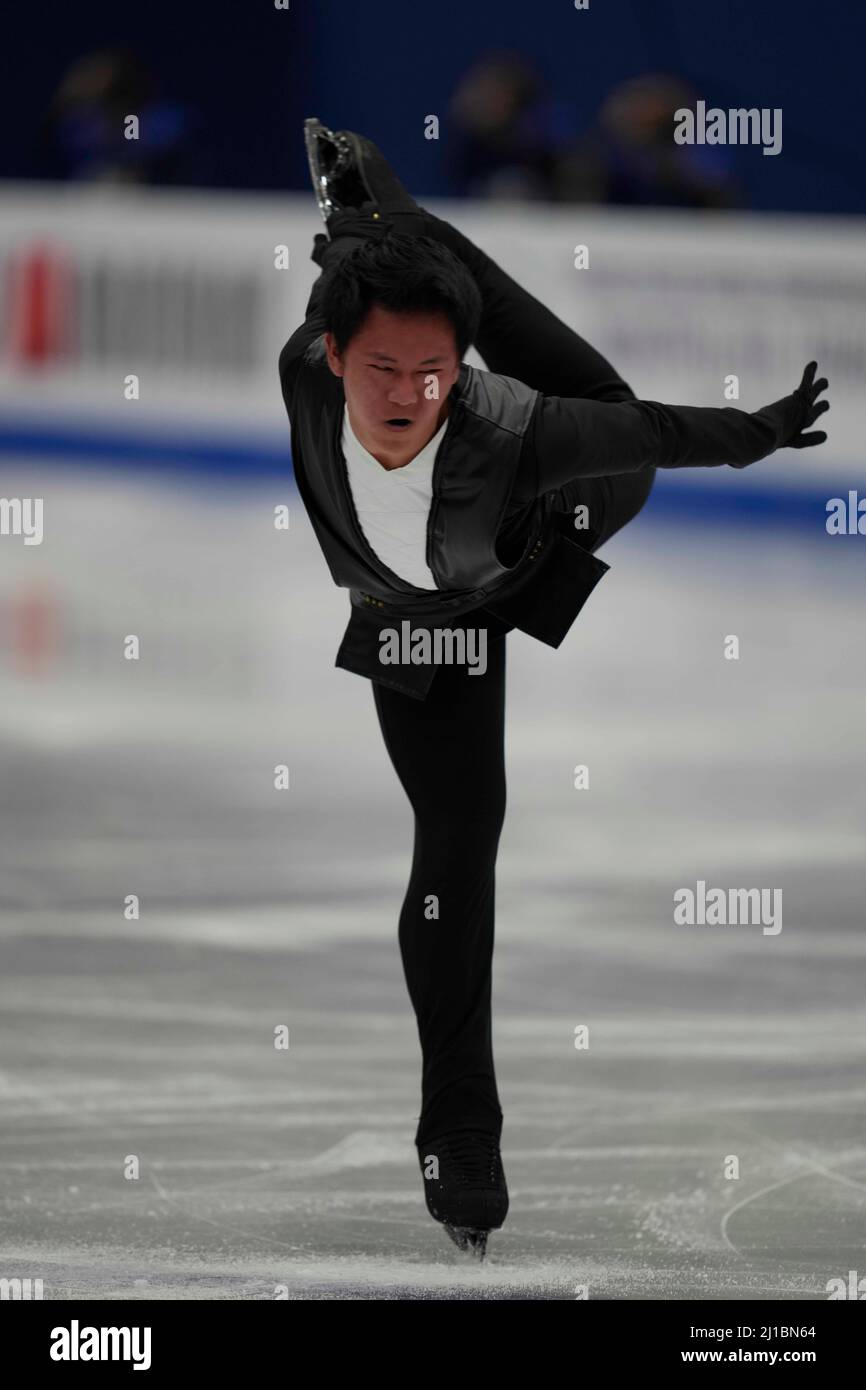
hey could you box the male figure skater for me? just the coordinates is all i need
[278,120,829,1257]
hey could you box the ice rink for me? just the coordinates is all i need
[1,463,864,1300]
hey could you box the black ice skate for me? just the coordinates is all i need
[417,1128,509,1260]
[304,117,428,235]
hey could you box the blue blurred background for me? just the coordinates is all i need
[5,0,865,213]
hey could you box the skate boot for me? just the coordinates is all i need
[304,117,428,234]
[417,1128,509,1260]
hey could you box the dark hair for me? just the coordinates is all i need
[318,233,481,359]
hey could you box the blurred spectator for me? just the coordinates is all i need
[552,74,740,208]
[39,46,196,185]
[447,50,577,200]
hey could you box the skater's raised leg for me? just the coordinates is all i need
[306,118,637,404]
[415,210,658,547]
[418,209,636,402]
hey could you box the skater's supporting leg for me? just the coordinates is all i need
[372,629,508,1148]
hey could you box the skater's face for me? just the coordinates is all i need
[325,304,461,465]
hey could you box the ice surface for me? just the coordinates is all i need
[0,465,863,1299]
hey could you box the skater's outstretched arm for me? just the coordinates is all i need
[518,362,829,493]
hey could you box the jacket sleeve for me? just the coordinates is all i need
[277,234,368,414]
[523,390,808,493]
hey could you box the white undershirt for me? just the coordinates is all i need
[341,404,448,591]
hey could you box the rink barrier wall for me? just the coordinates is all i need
[1,184,861,537]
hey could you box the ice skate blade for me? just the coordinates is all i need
[303,117,353,224]
[443,1223,489,1260]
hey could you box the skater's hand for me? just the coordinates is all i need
[311,206,393,268]
[749,361,829,455]
[787,361,830,448]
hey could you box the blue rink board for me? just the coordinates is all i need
[0,415,852,533]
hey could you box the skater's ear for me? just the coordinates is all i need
[324,331,345,377]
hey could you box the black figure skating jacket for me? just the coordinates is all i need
[278,237,807,700]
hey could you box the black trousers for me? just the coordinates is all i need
[372,212,656,1148]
